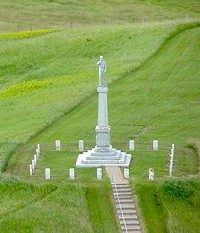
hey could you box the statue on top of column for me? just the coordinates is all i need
[97,56,106,86]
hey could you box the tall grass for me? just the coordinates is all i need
[0,0,200,32]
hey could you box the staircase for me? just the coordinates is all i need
[112,183,142,233]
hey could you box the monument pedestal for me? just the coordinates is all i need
[76,147,131,167]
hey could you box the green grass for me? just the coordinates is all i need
[0,174,118,233]
[0,2,200,232]
[134,178,200,233]
[1,21,192,171]
[2,22,199,232]
[0,0,200,32]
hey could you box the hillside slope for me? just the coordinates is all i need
[3,25,200,233]
[0,0,200,32]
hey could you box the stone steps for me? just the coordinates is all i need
[112,183,142,233]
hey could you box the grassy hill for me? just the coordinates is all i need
[0,0,200,32]
[0,1,200,233]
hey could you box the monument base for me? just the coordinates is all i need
[76,146,131,168]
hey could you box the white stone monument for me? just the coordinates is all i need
[79,140,84,151]
[124,168,129,179]
[69,168,75,180]
[129,140,135,150]
[36,148,40,159]
[97,168,102,179]
[32,159,35,170]
[76,56,131,167]
[29,164,33,176]
[148,168,154,180]
[152,140,158,150]
[45,168,51,180]
[55,140,61,151]
[34,154,37,166]
[37,143,40,151]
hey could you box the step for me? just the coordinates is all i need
[115,199,134,204]
[116,204,136,209]
[117,209,136,215]
[113,188,131,193]
[112,184,130,189]
[121,225,141,231]
[120,219,140,225]
[122,230,142,233]
[119,214,138,220]
[114,191,132,196]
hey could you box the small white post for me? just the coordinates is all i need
[32,159,35,170]
[152,140,158,150]
[36,148,40,159]
[148,168,154,180]
[69,168,75,180]
[79,140,84,151]
[97,168,102,180]
[37,144,41,153]
[169,164,173,177]
[124,168,129,179]
[129,140,135,150]
[55,140,61,151]
[29,164,33,176]
[45,168,51,180]
[34,154,37,166]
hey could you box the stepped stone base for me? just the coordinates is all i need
[76,146,131,168]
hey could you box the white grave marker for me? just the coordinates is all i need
[124,168,129,179]
[36,148,40,158]
[149,168,154,180]
[69,168,75,180]
[55,140,61,151]
[45,168,51,180]
[129,140,135,150]
[97,168,102,180]
[34,154,37,166]
[29,164,33,176]
[37,144,40,153]
[152,140,158,150]
[79,140,84,151]
[32,160,35,170]
[169,164,173,177]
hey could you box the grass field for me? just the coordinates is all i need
[0,1,200,232]
[0,0,200,32]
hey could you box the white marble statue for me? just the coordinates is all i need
[97,56,106,85]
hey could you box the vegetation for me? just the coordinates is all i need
[0,1,200,233]
[0,0,200,32]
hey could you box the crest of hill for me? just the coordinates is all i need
[0,0,200,32]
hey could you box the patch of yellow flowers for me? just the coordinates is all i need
[0,28,62,40]
[0,72,94,99]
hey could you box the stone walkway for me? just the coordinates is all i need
[105,166,128,184]
[105,166,143,233]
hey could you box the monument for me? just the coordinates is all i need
[76,56,131,167]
